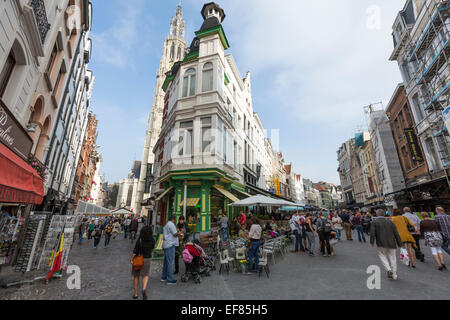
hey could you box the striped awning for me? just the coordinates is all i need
[179,198,200,207]
[214,185,239,203]
[156,187,174,201]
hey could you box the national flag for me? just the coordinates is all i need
[45,232,64,282]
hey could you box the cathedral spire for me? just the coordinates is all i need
[170,3,185,38]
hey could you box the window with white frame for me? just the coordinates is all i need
[217,117,223,156]
[201,117,212,153]
[202,62,213,92]
[217,64,223,97]
[182,68,196,97]
[178,121,193,156]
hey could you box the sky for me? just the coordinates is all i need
[89,0,405,185]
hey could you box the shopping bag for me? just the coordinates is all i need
[400,248,410,266]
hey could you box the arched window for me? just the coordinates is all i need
[170,44,175,60]
[202,62,213,92]
[182,68,196,97]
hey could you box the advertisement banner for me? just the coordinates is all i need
[404,128,424,163]
[443,107,450,134]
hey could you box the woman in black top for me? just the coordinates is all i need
[131,226,155,300]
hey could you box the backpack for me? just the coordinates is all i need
[182,248,194,264]
[320,218,332,233]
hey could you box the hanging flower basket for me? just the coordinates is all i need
[27,155,48,182]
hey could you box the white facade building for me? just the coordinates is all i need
[135,5,188,215]
[369,109,406,208]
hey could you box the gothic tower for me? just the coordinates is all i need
[134,4,187,214]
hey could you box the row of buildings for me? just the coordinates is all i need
[114,3,344,233]
[337,0,450,212]
[0,0,104,269]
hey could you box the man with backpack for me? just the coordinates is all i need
[130,217,139,241]
[316,212,332,257]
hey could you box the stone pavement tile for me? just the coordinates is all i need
[1,230,449,300]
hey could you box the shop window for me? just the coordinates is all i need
[0,53,15,97]
[182,68,196,97]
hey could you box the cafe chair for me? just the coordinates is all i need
[258,250,270,278]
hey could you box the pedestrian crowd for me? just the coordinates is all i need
[77,214,143,249]
[126,206,450,300]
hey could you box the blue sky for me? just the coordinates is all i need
[89,0,404,185]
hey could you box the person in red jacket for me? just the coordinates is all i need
[239,212,247,228]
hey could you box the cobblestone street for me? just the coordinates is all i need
[1,229,450,300]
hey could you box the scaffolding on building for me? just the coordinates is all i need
[402,0,450,168]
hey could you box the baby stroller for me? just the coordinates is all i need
[181,240,212,284]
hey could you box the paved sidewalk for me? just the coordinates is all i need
[1,231,449,300]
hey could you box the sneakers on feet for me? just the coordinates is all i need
[160,279,167,282]
[392,274,398,280]
[387,271,393,279]
[167,280,177,285]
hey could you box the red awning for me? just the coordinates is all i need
[0,143,44,205]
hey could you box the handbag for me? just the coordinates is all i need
[132,255,144,271]
[132,239,144,271]
[404,217,415,233]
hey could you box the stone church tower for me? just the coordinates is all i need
[134,5,187,214]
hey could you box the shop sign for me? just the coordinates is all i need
[404,128,424,163]
[0,100,33,159]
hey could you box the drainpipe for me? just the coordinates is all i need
[183,179,187,219]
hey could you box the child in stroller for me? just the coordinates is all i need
[181,240,214,284]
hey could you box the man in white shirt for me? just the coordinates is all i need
[248,218,262,274]
[403,207,424,262]
[161,215,179,285]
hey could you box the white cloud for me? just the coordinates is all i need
[224,0,404,127]
[91,0,144,68]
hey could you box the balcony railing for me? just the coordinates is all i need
[30,0,51,44]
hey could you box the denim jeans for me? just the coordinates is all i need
[442,237,450,256]
[124,226,129,239]
[162,246,176,282]
[356,225,366,242]
[248,240,260,272]
[294,230,305,251]
[336,229,342,241]
[222,227,228,242]
[104,233,111,247]
[305,231,315,254]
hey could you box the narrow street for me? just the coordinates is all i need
[1,230,449,300]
